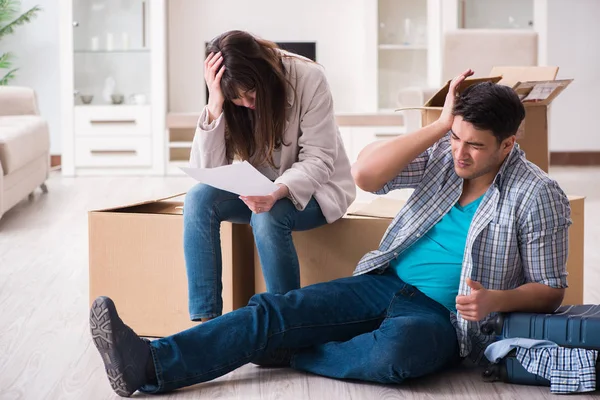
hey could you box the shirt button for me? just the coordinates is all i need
[393,252,398,257]
[438,211,442,215]
[416,233,420,237]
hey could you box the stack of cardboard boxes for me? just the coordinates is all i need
[89,67,583,337]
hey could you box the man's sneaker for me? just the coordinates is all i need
[90,296,155,397]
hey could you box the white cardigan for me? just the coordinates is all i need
[189,55,356,223]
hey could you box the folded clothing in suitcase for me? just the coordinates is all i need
[481,304,600,349]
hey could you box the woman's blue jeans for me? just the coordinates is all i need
[183,183,327,320]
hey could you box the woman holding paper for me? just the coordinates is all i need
[184,30,356,321]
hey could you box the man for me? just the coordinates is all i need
[90,69,570,397]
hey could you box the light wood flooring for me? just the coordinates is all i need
[1,167,599,399]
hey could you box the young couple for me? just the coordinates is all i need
[89,30,570,397]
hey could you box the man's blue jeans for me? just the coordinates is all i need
[141,271,460,393]
[183,183,327,320]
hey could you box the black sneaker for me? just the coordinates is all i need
[251,347,295,368]
[90,296,155,397]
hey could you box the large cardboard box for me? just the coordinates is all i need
[88,194,255,337]
[417,66,572,173]
[255,197,585,305]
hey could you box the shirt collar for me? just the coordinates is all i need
[492,142,520,188]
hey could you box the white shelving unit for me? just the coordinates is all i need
[59,0,167,176]
[375,0,443,111]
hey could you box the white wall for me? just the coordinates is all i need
[3,0,61,154]
[167,0,375,113]
[4,0,600,154]
[547,0,600,151]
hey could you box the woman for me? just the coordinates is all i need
[184,30,356,321]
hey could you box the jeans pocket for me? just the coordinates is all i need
[385,284,417,318]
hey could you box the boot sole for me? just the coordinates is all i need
[90,296,136,397]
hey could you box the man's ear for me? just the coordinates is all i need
[502,136,516,154]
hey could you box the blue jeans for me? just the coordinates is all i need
[183,183,327,320]
[141,271,460,393]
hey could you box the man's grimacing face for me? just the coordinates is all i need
[450,116,514,181]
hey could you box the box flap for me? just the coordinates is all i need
[490,66,559,88]
[514,79,572,106]
[347,198,406,219]
[424,76,503,107]
[90,192,186,213]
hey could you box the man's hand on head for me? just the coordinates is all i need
[436,69,474,132]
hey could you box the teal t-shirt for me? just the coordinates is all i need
[390,195,484,311]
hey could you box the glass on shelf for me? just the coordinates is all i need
[73,0,151,107]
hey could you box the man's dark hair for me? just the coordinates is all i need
[452,82,525,143]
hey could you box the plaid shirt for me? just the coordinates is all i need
[516,346,598,393]
[353,133,571,361]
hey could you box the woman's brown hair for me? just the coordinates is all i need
[206,30,293,168]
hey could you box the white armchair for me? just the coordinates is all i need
[0,86,50,219]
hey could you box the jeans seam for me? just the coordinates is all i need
[209,204,220,315]
[144,344,163,393]
[160,316,384,385]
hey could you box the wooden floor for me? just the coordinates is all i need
[1,167,599,399]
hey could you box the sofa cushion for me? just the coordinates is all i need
[0,115,50,175]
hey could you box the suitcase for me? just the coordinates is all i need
[482,350,550,386]
[480,304,600,349]
[481,305,600,387]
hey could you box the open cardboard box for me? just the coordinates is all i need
[400,66,573,173]
[88,193,255,337]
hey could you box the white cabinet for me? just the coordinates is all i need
[339,125,406,164]
[339,124,408,203]
[59,0,167,176]
[372,0,443,111]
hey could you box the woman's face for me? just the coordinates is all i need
[231,89,256,110]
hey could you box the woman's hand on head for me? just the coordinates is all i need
[205,52,226,121]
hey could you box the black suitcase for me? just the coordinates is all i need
[481,304,600,349]
[481,305,600,387]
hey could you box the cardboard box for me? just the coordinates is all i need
[255,197,584,305]
[416,66,572,173]
[88,194,255,337]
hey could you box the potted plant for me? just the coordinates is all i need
[0,0,41,85]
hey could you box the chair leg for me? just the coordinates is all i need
[40,183,48,194]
